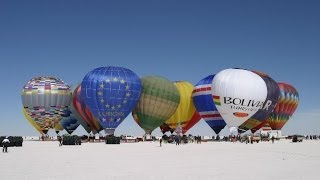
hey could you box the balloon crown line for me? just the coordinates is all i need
[22,66,297,89]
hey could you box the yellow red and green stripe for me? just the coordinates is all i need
[213,95,221,106]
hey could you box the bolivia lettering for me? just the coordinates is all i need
[223,97,272,112]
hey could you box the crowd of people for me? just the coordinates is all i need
[48,133,320,148]
[159,134,203,146]
[4,132,319,153]
[305,135,320,140]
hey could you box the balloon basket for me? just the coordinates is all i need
[105,135,120,144]
[144,133,153,141]
[62,135,81,145]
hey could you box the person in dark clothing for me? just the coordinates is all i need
[57,136,62,146]
[216,135,220,141]
[271,136,275,144]
[175,136,180,146]
[2,137,10,153]
[197,136,201,144]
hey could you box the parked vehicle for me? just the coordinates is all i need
[292,135,304,143]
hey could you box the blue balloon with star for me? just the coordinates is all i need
[81,66,142,135]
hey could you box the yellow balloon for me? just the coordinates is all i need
[165,81,197,130]
[22,108,44,135]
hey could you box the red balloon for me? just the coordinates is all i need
[73,85,102,134]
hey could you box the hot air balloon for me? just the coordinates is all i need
[60,109,80,134]
[192,75,226,135]
[237,71,279,133]
[22,108,45,135]
[71,84,102,134]
[165,81,201,134]
[211,68,273,133]
[81,66,142,135]
[249,82,299,133]
[21,76,71,133]
[267,83,299,130]
[132,76,180,135]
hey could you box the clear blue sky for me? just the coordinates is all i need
[0,0,319,136]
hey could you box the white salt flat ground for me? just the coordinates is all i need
[1,140,319,180]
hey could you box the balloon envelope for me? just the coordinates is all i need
[21,76,71,132]
[211,68,270,131]
[192,75,226,135]
[81,66,142,135]
[267,83,299,130]
[132,76,180,134]
[165,81,200,134]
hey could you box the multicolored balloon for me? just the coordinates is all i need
[81,66,142,135]
[132,76,180,135]
[22,108,45,135]
[267,83,299,130]
[165,81,201,134]
[249,82,299,132]
[237,71,279,133]
[21,76,71,132]
[71,84,102,134]
[192,75,226,134]
[211,68,275,132]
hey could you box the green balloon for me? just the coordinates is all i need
[132,76,180,135]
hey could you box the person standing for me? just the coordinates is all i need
[57,136,63,146]
[2,137,10,153]
[175,136,179,146]
[271,136,275,144]
[159,137,163,147]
